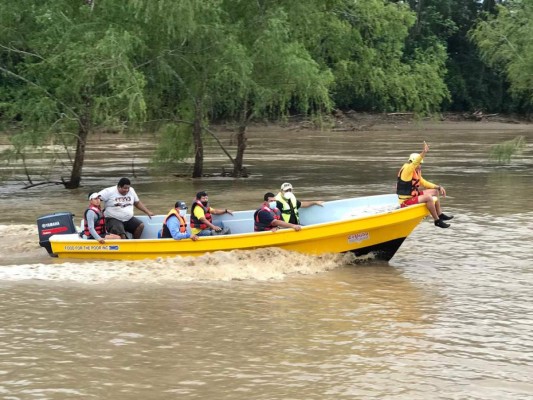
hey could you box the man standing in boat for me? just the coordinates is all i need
[397,142,453,228]
[254,192,302,232]
[275,183,323,225]
[190,191,233,236]
[98,177,154,239]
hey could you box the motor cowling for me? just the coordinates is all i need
[37,212,77,256]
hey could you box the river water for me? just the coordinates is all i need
[0,120,532,399]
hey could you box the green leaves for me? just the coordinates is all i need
[472,0,533,106]
[489,136,527,164]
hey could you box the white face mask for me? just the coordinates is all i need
[269,201,277,209]
[283,191,295,201]
[179,209,187,217]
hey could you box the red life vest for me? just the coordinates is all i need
[397,166,421,197]
[190,200,212,230]
[161,209,187,238]
[83,205,106,238]
[254,204,281,231]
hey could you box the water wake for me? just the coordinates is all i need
[1,224,356,284]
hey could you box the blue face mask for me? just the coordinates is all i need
[179,209,187,217]
[269,201,277,209]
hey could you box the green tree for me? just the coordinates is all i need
[0,0,146,188]
[290,0,449,113]
[217,1,334,176]
[471,0,533,109]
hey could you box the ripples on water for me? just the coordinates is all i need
[1,122,532,399]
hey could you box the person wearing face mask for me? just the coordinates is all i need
[254,192,302,232]
[275,183,323,225]
[160,201,199,240]
[190,191,233,236]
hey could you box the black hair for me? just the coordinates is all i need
[196,191,208,199]
[264,192,275,201]
[117,177,131,187]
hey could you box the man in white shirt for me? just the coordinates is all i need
[98,177,154,239]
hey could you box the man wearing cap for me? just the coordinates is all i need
[190,191,233,236]
[275,183,323,225]
[98,177,154,239]
[160,201,199,241]
[83,193,121,244]
[397,141,453,228]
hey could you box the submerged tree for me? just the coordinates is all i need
[489,136,527,164]
[0,0,146,188]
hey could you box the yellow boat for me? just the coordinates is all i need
[37,194,430,261]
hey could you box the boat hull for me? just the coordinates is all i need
[48,200,429,261]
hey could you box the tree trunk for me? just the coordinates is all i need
[233,124,247,177]
[233,98,249,177]
[192,103,204,178]
[65,103,91,189]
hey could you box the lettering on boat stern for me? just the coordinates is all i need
[64,245,120,251]
[348,232,369,243]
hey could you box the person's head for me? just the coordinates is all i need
[88,192,101,206]
[264,192,277,209]
[280,182,294,200]
[174,200,188,217]
[196,191,208,206]
[117,177,131,195]
[408,153,423,165]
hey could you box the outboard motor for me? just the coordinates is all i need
[37,212,77,257]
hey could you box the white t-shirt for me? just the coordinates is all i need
[98,186,140,221]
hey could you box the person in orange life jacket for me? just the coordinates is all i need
[160,201,199,241]
[190,191,233,237]
[275,182,323,225]
[396,141,453,228]
[83,193,121,244]
[254,192,302,232]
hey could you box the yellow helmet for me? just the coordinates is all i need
[409,153,423,163]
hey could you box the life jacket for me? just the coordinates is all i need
[190,200,212,230]
[254,204,281,231]
[161,208,187,238]
[83,205,106,238]
[275,193,299,223]
[396,166,421,197]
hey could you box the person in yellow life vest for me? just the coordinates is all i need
[275,183,323,224]
[254,192,302,232]
[83,193,121,244]
[160,201,199,241]
[190,191,233,236]
[396,141,453,228]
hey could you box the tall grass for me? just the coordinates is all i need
[489,136,526,164]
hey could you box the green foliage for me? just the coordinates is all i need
[489,136,527,164]
[472,0,533,107]
[153,123,194,166]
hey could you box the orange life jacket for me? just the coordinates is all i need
[397,167,421,197]
[161,209,187,238]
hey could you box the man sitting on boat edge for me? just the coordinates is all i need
[396,141,454,228]
[255,192,302,232]
[160,200,199,241]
